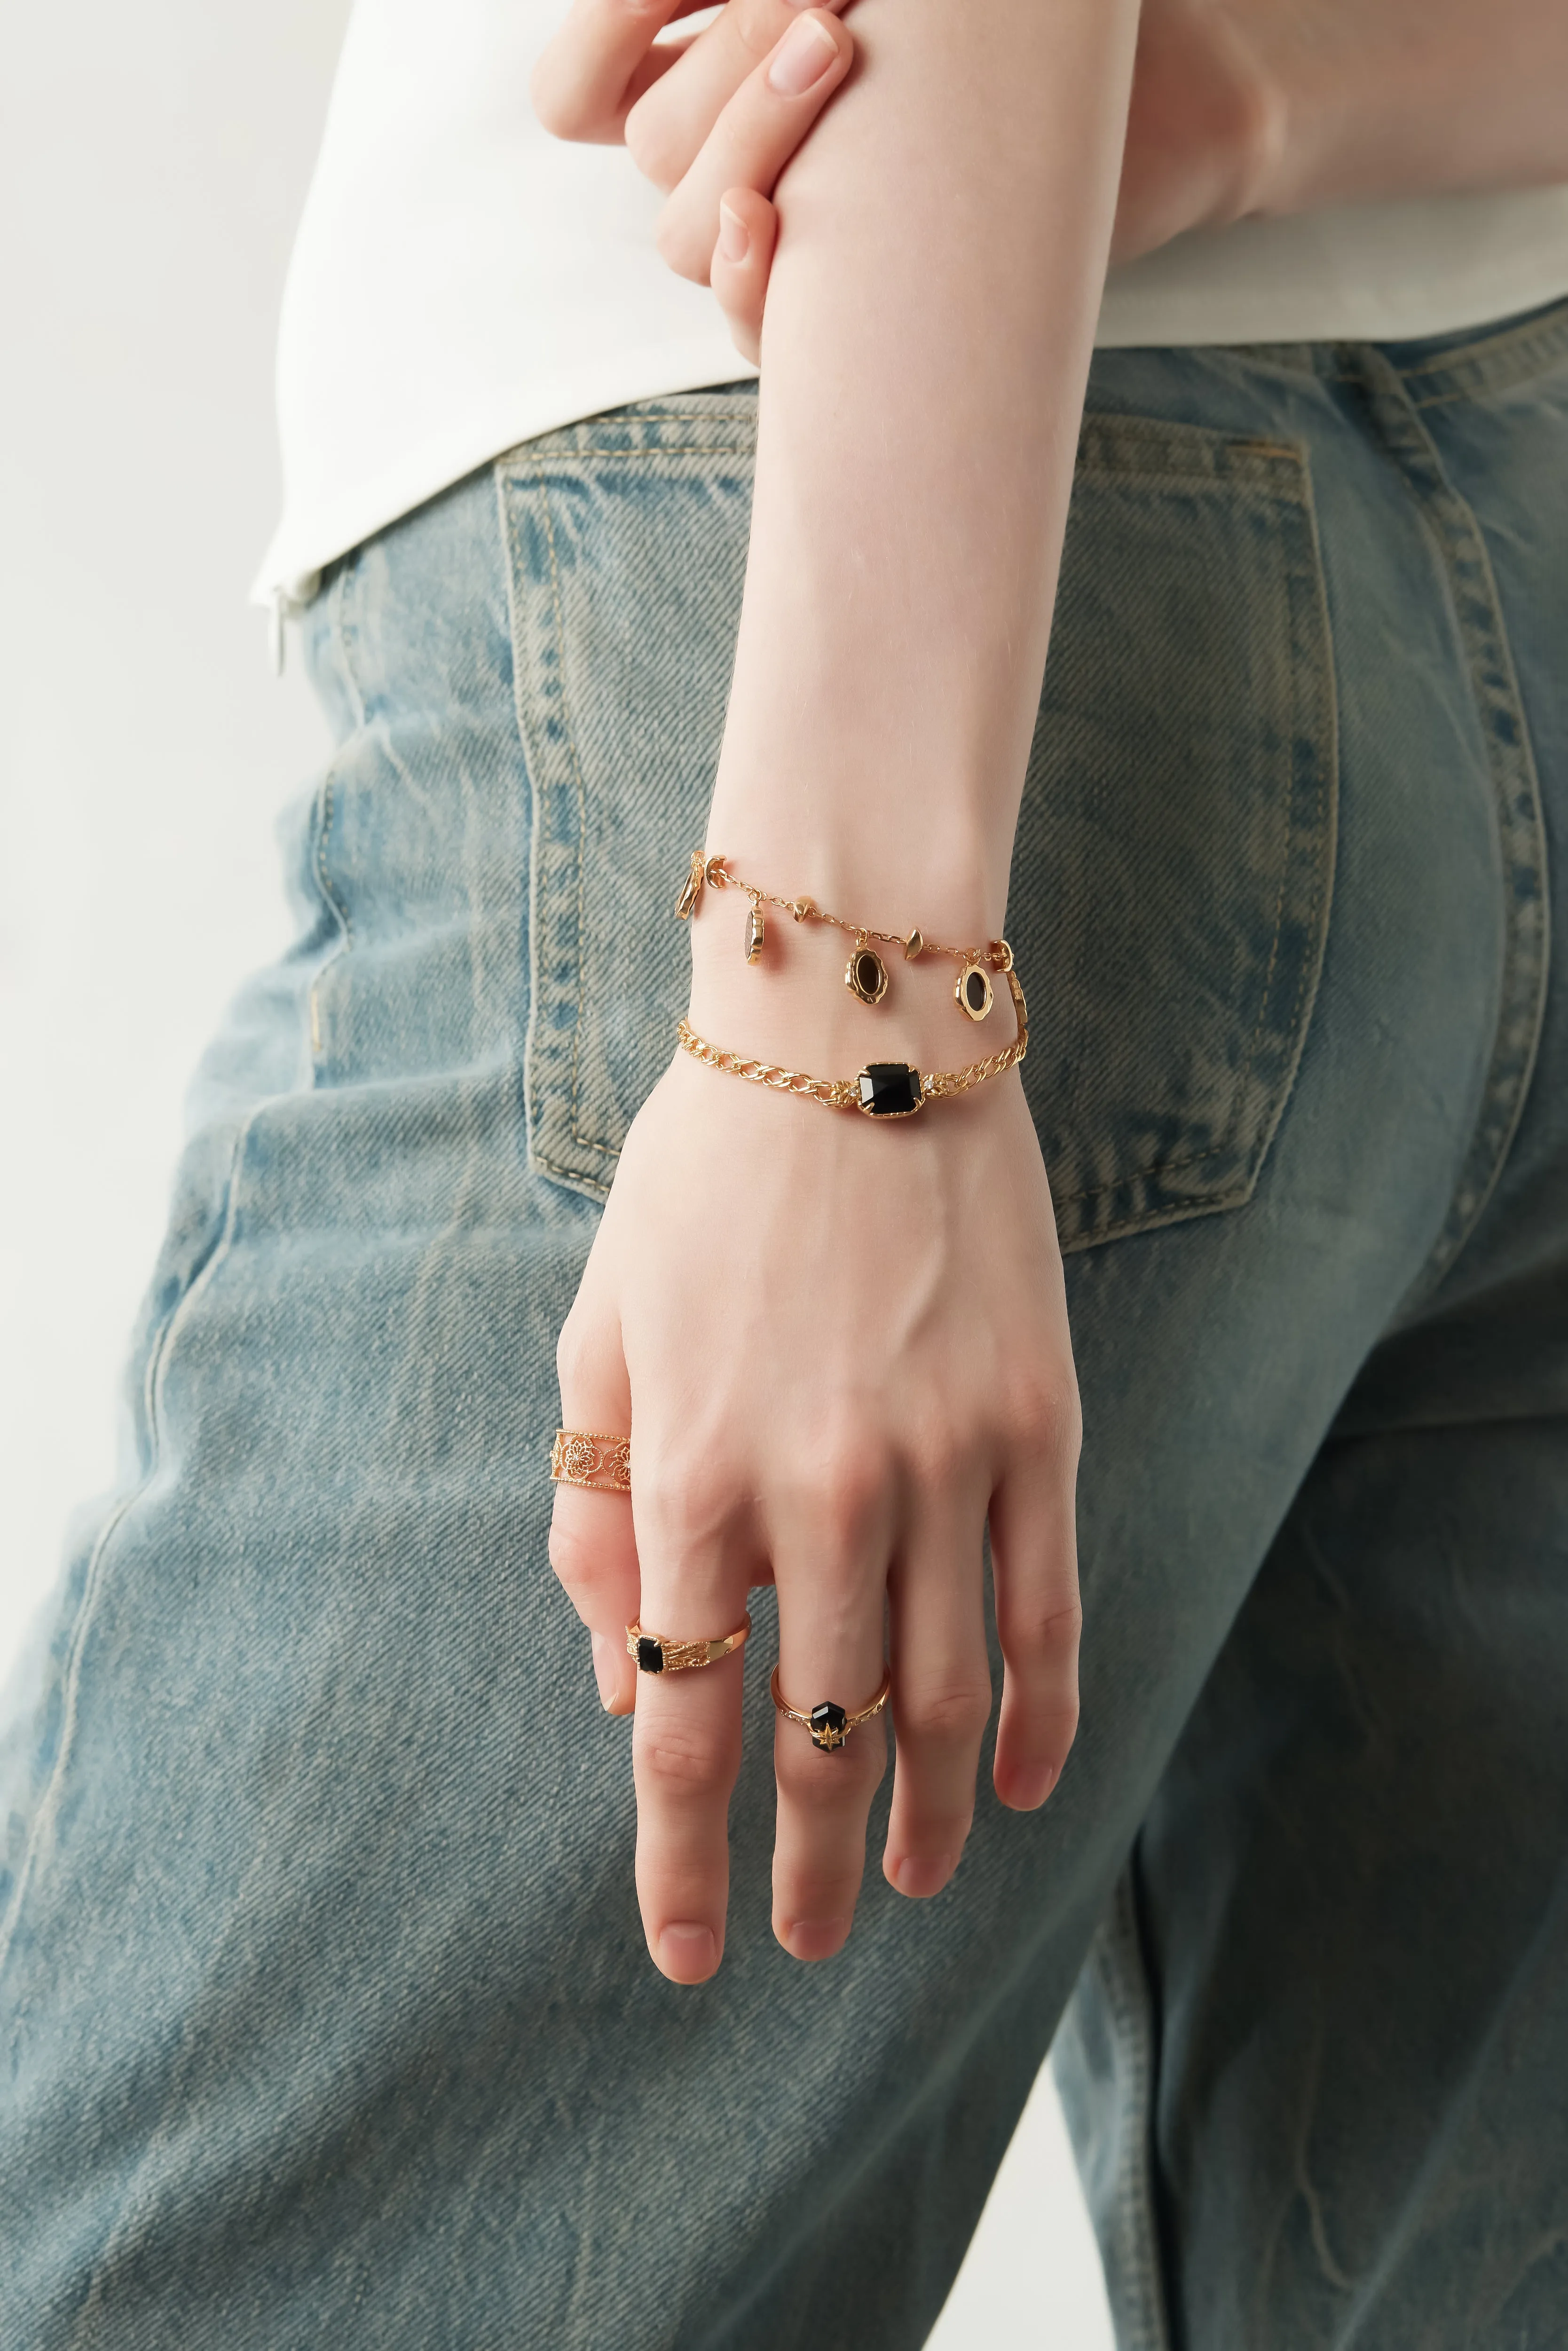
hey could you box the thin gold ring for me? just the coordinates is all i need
[550,1429,631,1493]
[771,1664,891,1751]
[626,1614,752,1675]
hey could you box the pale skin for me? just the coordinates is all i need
[532,0,1568,1984]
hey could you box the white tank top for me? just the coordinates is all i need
[255,0,1568,606]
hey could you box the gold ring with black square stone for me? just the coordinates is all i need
[625,1614,752,1674]
[771,1664,892,1750]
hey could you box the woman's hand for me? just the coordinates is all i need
[550,1024,1081,1983]
[531,0,855,363]
[536,0,1568,359]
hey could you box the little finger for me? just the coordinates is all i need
[710,189,777,363]
[989,1440,1083,1812]
[882,1504,993,1901]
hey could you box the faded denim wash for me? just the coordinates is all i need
[2,298,1566,2350]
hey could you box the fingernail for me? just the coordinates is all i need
[768,15,838,95]
[590,1632,617,1710]
[786,0,846,12]
[717,201,749,266]
[890,1854,958,1899]
[658,1923,717,1980]
[778,1917,850,1962]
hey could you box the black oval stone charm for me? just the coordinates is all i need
[846,947,889,1006]
[956,961,993,1021]
[809,1701,849,1750]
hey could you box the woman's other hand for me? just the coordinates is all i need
[531,0,854,362]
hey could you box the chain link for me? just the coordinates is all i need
[689,852,1010,970]
[677,966,1028,1116]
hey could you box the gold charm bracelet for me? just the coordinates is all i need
[675,851,1009,1023]
[676,959,1028,1120]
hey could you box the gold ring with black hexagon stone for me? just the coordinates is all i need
[625,1614,753,1675]
[770,1664,892,1751]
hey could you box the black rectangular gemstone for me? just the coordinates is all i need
[858,1063,923,1118]
[636,1636,665,1673]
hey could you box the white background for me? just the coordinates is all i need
[0,8,1112,2342]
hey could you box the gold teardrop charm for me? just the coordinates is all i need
[955,960,994,1021]
[674,850,706,921]
[904,928,925,961]
[846,942,889,1006]
[744,903,765,964]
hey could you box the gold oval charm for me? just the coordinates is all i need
[846,945,889,1006]
[955,961,994,1021]
[743,903,765,964]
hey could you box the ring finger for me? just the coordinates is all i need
[770,1540,889,1964]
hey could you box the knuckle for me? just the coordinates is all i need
[633,1454,733,1553]
[624,99,684,193]
[731,0,786,66]
[788,1428,890,1547]
[1000,1593,1083,1662]
[530,61,588,142]
[906,1412,981,1495]
[553,1306,598,1398]
[898,1676,993,1748]
[1007,1367,1082,1467]
[775,1727,885,1809]
[653,208,709,284]
[637,1722,738,1798]
[547,1512,606,1597]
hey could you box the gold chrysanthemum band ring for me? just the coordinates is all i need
[627,1615,752,1675]
[771,1665,892,1751]
[551,1430,632,1493]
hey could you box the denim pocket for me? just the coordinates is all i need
[501,396,1335,1234]
[499,391,757,1198]
[1018,414,1337,1250]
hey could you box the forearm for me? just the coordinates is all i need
[1239,0,1568,222]
[699,0,1138,1025]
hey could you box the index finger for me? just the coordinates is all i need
[532,0,709,145]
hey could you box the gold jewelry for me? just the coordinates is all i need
[550,1429,632,1493]
[676,954,1027,1120]
[627,1614,752,1675]
[771,1663,892,1751]
[676,852,1009,1022]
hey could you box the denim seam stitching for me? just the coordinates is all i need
[495,463,613,1199]
[1353,351,1551,1311]
[305,563,366,1073]
[526,453,625,1164]
[1050,472,1332,1220]
[1099,1868,1176,2351]
[0,1102,268,2004]
[510,445,760,1183]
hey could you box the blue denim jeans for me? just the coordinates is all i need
[3,298,1565,2350]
